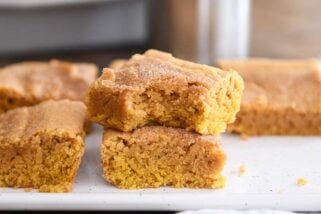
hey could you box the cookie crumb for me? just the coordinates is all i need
[24,188,32,192]
[239,165,247,176]
[296,178,308,186]
[230,170,236,175]
[240,133,249,141]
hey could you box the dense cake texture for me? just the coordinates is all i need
[102,126,226,189]
[0,60,98,114]
[217,59,321,135]
[86,49,244,134]
[0,100,87,192]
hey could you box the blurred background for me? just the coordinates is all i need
[1,0,321,69]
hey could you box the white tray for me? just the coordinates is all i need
[0,125,320,211]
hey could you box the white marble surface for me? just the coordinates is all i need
[0,125,320,211]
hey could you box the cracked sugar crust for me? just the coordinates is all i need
[103,50,232,91]
[217,59,321,135]
[0,100,87,192]
[0,60,98,113]
[87,49,244,134]
[102,126,226,189]
[0,100,87,142]
[217,59,321,112]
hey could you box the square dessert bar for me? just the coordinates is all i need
[0,60,98,114]
[102,126,226,189]
[86,50,244,134]
[217,59,321,135]
[0,100,87,192]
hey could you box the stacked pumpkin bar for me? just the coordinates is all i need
[86,49,244,189]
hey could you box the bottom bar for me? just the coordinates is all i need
[101,126,226,189]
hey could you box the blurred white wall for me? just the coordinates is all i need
[251,0,321,58]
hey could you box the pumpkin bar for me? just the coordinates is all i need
[0,100,87,192]
[217,59,321,135]
[102,126,226,189]
[86,49,244,134]
[0,60,98,114]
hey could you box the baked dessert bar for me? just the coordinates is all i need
[0,60,98,114]
[86,49,244,134]
[102,126,226,189]
[217,59,321,135]
[0,100,87,192]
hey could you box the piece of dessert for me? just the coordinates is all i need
[86,49,244,134]
[217,59,321,135]
[101,126,226,189]
[0,100,87,192]
[0,60,98,114]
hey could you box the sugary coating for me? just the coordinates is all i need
[87,49,244,134]
[0,60,98,114]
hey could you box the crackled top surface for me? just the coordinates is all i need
[0,100,86,144]
[99,49,239,91]
[217,59,321,112]
[104,126,222,147]
[0,60,98,101]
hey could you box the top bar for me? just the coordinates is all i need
[86,49,244,134]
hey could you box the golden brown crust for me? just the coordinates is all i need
[104,50,234,90]
[217,58,321,135]
[0,100,87,192]
[0,60,98,113]
[0,100,86,143]
[102,126,226,189]
[87,49,244,134]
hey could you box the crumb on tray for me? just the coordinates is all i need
[296,178,308,186]
[24,188,32,192]
[240,133,249,141]
[238,165,247,176]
